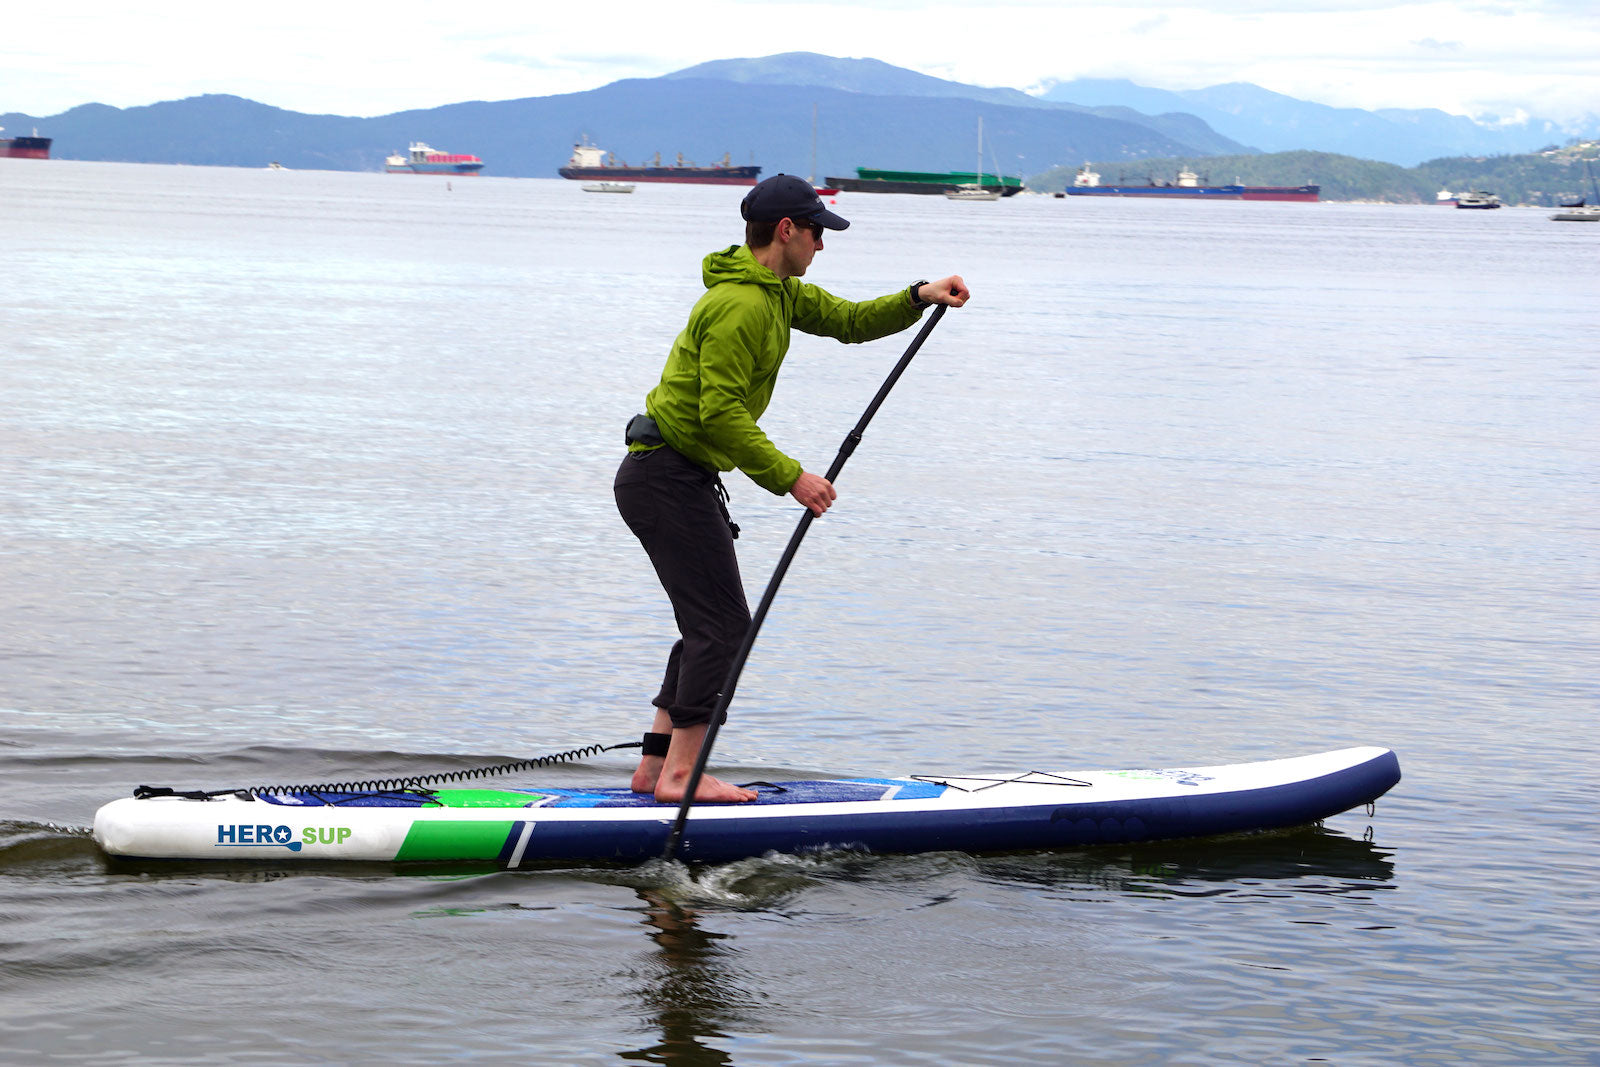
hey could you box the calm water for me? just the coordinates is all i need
[2,159,1597,1064]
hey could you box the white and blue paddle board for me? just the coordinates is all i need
[93,746,1400,866]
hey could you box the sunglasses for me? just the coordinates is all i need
[791,218,823,239]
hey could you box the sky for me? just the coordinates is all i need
[4,1,1598,126]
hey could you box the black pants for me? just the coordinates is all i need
[614,446,750,729]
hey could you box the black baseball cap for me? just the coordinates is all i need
[740,174,850,230]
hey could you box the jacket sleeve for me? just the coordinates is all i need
[694,291,805,495]
[787,282,923,342]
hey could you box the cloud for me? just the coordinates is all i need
[484,51,664,73]
[2,1,1599,124]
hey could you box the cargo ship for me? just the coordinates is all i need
[558,139,760,186]
[0,128,51,159]
[1064,165,1319,202]
[385,143,484,175]
[823,166,1024,197]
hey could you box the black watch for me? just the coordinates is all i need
[908,279,932,308]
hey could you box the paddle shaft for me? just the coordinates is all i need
[661,304,948,861]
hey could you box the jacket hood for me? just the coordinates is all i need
[702,244,782,291]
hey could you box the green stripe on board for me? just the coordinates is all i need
[431,789,548,808]
[395,820,516,862]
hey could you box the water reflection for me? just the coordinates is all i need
[979,824,1397,898]
[619,890,746,1066]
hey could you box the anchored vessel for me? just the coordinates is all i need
[825,166,1023,197]
[1551,161,1600,221]
[1065,165,1319,202]
[0,128,51,159]
[559,139,760,186]
[386,143,485,175]
[945,117,1004,201]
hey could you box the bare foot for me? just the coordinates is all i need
[631,713,675,794]
[654,771,758,805]
[647,722,757,803]
[631,756,664,794]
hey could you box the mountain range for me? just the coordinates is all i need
[1036,78,1580,167]
[4,52,1593,183]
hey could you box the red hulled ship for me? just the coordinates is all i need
[1,128,52,159]
[1065,165,1318,202]
[558,139,759,186]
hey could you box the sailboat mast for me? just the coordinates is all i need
[810,102,818,186]
[977,116,984,187]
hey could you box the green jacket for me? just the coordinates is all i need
[640,244,924,495]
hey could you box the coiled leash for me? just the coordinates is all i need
[131,739,643,803]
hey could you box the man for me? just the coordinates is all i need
[615,173,970,803]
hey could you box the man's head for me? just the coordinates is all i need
[740,174,849,249]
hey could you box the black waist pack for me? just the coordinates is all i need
[624,413,664,447]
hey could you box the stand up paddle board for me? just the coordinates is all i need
[93,746,1399,866]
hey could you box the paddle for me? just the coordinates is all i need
[661,303,949,862]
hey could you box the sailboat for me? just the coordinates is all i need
[1551,158,1600,222]
[945,117,1002,201]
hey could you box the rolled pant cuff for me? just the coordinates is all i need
[666,703,726,731]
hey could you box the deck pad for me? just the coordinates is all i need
[255,777,951,810]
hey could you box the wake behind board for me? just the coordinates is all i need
[93,746,1399,866]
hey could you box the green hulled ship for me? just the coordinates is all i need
[823,167,1024,196]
